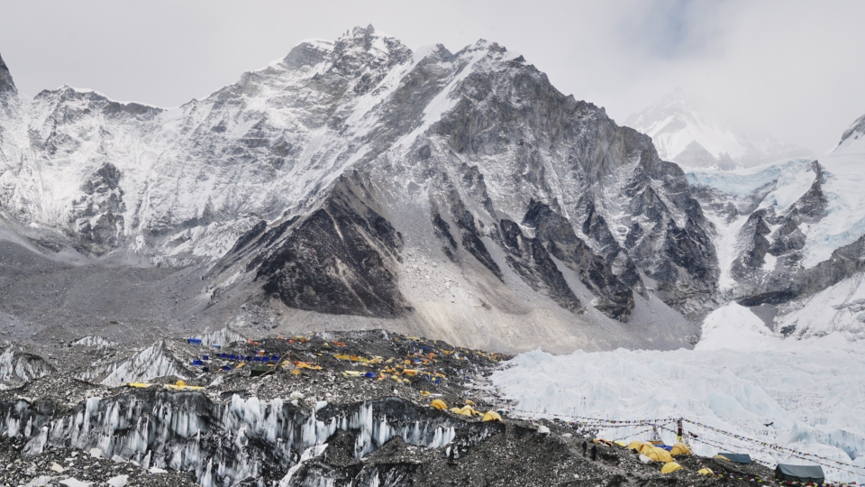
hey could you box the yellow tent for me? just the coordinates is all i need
[628,440,646,451]
[461,406,483,417]
[698,468,714,476]
[713,454,731,461]
[646,447,674,463]
[165,381,204,391]
[482,411,503,422]
[430,399,448,410]
[446,405,482,417]
[639,443,657,455]
[295,362,322,370]
[614,440,628,448]
[670,442,691,456]
[661,462,684,474]
[127,382,152,388]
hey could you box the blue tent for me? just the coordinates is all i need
[187,338,202,345]
[191,359,204,366]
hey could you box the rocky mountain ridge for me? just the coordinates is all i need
[0,26,863,351]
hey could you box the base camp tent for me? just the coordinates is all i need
[717,453,753,464]
[775,464,824,484]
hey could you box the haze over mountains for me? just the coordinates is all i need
[626,89,813,170]
[1,26,864,353]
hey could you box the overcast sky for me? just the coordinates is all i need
[0,0,862,153]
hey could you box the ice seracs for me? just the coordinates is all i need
[492,340,865,484]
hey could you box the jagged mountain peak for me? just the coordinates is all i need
[0,52,15,95]
[0,28,718,352]
[833,113,865,154]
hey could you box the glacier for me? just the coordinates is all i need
[491,331,865,483]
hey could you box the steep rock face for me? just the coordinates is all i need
[834,113,865,154]
[251,177,406,318]
[0,53,18,165]
[497,218,583,314]
[183,30,716,332]
[522,200,635,319]
[0,53,14,97]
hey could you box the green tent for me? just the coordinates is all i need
[250,365,272,377]
[775,464,824,484]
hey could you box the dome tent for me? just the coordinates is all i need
[670,442,691,456]
[775,464,824,485]
[645,447,674,463]
[430,399,448,410]
[482,410,502,422]
[717,453,752,464]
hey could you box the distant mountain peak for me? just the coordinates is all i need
[833,113,865,154]
[0,52,16,95]
[626,89,811,169]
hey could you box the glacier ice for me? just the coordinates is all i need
[491,339,865,483]
[2,392,458,487]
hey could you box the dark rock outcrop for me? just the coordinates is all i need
[252,177,406,318]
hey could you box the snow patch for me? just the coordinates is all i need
[695,303,778,351]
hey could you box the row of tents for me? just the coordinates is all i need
[628,442,825,484]
[429,399,502,422]
[715,453,825,484]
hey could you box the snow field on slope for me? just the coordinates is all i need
[687,153,865,268]
[491,341,865,483]
[804,151,865,266]
[776,273,865,340]
[686,158,815,209]
[694,303,778,351]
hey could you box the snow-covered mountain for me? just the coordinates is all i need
[0,27,719,352]
[0,27,862,353]
[685,113,865,341]
[835,113,865,155]
[626,89,811,170]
